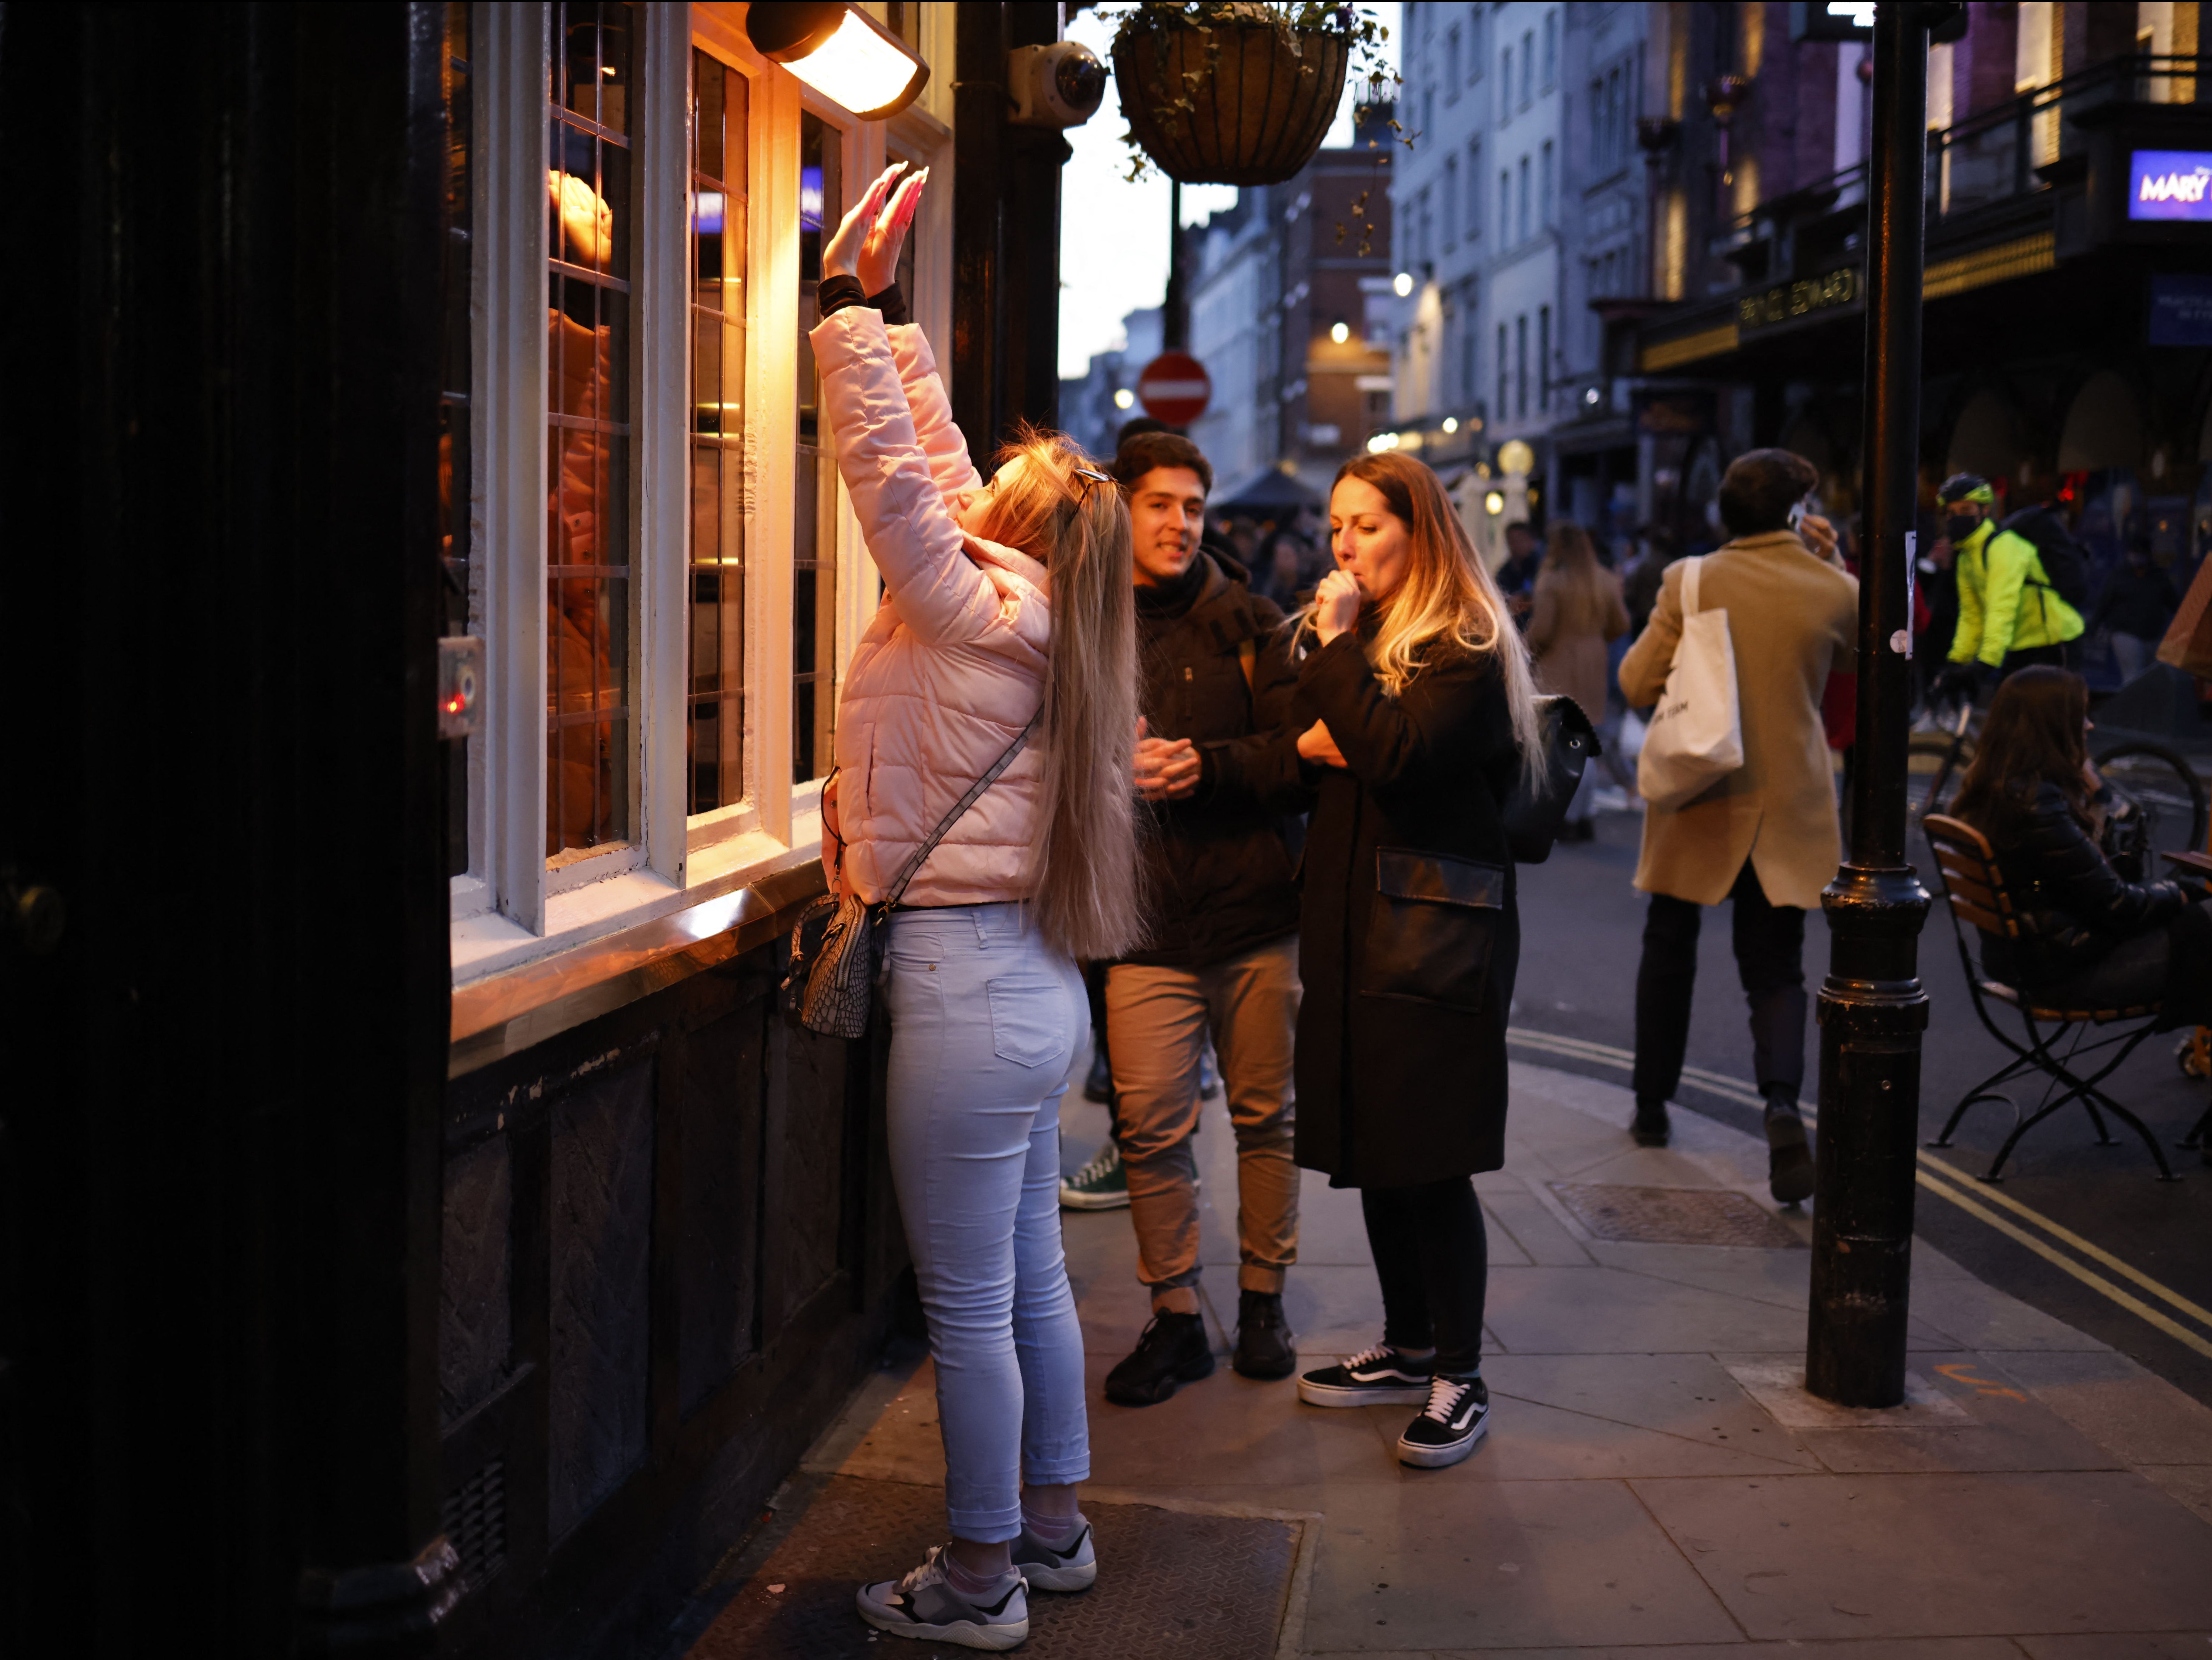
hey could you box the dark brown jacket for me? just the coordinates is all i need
[1290,627,1522,1188]
[1126,551,1311,969]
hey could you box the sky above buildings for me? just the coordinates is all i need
[1057,3,1401,381]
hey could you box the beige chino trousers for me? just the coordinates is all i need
[1105,934,1301,1315]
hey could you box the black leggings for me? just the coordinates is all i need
[1360,1177,1489,1377]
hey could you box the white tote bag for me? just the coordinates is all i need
[1636,557,1744,810]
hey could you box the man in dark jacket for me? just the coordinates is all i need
[2090,536,2179,685]
[1086,430,1313,1406]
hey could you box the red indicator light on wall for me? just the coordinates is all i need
[438,636,485,739]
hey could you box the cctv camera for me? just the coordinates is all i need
[1008,41,1106,128]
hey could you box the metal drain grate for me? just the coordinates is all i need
[1549,1182,1804,1248]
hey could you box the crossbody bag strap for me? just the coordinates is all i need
[880,707,1045,910]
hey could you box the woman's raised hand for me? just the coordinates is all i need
[822,163,906,283]
[821,162,928,293]
[1313,568,1362,646]
[859,167,927,296]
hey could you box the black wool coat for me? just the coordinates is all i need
[1291,629,1524,1189]
[1127,552,1313,969]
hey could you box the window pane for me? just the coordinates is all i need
[440,0,473,878]
[546,1,639,857]
[689,51,749,814]
[794,111,841,784]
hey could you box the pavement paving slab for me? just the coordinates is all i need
[687,1060,2212,1658]
[1630,1469,2212,1641]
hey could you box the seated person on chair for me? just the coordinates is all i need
[1950,666,2212,1027]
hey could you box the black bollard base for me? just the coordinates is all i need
[1807,864,1930,1408]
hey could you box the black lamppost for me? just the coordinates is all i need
[1805,2,1940,1408]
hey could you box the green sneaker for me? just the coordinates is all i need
[1059,1140,1129,1211]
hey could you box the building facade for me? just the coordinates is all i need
[1620,0,2210,693]
[1388,4,1659,561]
[6,4,1080,1656]
[1145,111,1395,505]
[1061,304,1162,461]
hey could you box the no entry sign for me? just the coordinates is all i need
[1136,352,1210,425]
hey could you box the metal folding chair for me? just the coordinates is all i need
[1921,814,2179,1182]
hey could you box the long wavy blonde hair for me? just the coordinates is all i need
[968,426,1144,959]
[1317,451,1546,789]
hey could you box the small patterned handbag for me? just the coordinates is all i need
[782,710,1041,1038]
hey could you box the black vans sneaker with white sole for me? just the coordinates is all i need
[1397,1374,1490,1468]
[855,1545,1029,1650]
[1296,1344,1434,1408]
[1011,1514,1097,1591]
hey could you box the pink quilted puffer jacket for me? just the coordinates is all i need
[810,308,1048,907]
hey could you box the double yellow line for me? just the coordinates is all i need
[1504,1025,2212,1361]
[1911,1156,2212,1361]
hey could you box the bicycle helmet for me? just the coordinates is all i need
[1937,472,1995,506]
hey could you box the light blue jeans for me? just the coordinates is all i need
[882,901,1091,1542]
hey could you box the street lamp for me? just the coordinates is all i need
[1442,416,1459,434]
[746,2,930,121]
[1804,0,1949,1411]
[1113,388,1135,410]
[1392,272,1414,297]
[1330,320,1351,344]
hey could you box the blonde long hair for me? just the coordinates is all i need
[969,426,1144,959]
[1318,451,1545,788]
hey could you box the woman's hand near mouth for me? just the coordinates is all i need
[1313,568,1363,646]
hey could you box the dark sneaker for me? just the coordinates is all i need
[1631,1097,1671,1147]
[1396,1374,1491,1469]
[1084,1047,1114,1103]
[1765,1100,1814,1205]
[1104,1311,1214,1406]
[1059,1140,1129,1211]
[1011,1514,1097,1592]
[1296,1343,1433,1408]
[855,1545,1029,1650]
[1232,1289,1297,1380]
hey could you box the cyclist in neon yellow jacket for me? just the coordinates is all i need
[1936,473,2084,700]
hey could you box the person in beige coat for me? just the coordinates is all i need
[1526,522,1631,841]
[1617,450,1857,1203]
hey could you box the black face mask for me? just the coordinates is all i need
[1944,513,1980,544]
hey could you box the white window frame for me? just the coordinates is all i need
[450,1,945,987]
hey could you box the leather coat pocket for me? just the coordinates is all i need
[1358,848,1505,1011]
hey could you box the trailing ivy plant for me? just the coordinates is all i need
[1097,1,1404,184]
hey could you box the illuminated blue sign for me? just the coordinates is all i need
[2127,151,2212,222]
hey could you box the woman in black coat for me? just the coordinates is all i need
[1286,452,1544,1470]
[1952,666,2212,1024]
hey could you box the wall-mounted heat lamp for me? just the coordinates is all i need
[747,3,929,122]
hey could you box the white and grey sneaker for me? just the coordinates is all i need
[1396,1374,1490,1468]
[855,1545,1030,1651]
[1011,1513,1097,1591]
[1296,1344,1435,1408]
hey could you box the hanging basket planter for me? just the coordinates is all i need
[1111,7,1354,187]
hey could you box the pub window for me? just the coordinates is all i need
[441,1,474,879]
[546,0,639,859]
[793,109,843,785]
[689,49,749,815]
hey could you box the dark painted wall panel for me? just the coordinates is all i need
[548,1058,656,1542]
[677,1002,769,1416]
[440,1136,515,1430]
[762,1022,849,1335]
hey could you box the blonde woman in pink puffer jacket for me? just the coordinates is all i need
[817,166,1142,1651]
